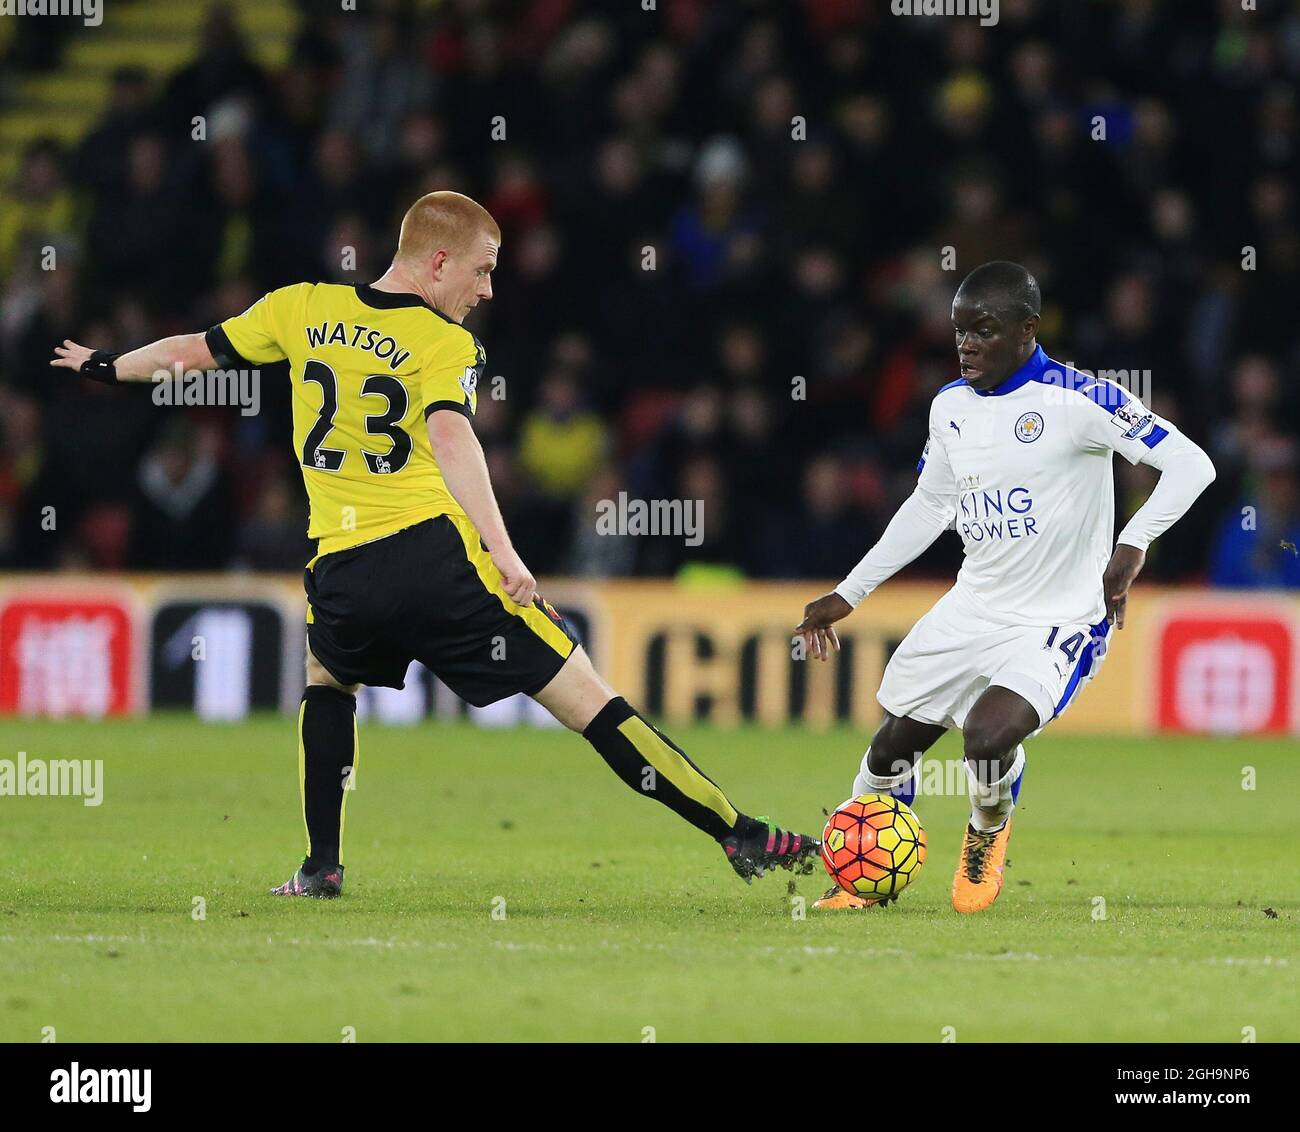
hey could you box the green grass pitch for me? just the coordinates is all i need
[0,715,1295,1042]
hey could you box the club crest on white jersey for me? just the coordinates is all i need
[1014,412,1044,442]
[918,345,1175,626]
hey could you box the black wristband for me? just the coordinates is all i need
[80,350,122,384]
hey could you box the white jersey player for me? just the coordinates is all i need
[796,262,1215,914]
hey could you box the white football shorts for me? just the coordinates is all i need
[876,584,1110,732]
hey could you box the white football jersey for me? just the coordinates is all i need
[916,345,1176,627]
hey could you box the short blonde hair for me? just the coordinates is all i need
[395,190,500,262]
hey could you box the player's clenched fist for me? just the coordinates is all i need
[795,592,851,661]
[492,544,536,607]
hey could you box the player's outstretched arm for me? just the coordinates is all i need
[796,485,954,661]
[426,408,536,606]
[51,333,217,384]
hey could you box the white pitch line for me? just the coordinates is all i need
[4,934,1290,969]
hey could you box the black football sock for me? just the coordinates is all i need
[582,697,740,842]
[298,685,358,870]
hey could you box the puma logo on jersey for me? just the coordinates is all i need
[949,420,962,437]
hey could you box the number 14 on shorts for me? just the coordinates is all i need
[1043,626,1087,663]
[1043,622,1108,683]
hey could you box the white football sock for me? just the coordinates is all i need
[966,744,1025,833]
[852,747,920,802]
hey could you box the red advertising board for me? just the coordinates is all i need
[1157,613,1293,734]
[0,597,135,717]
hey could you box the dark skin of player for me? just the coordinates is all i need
[795,286,1147,783]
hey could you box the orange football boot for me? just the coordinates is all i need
[951,819,1012,914]
[813,885,882,910]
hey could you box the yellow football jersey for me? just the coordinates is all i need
[208,283,483,558]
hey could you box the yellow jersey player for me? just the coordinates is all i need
[52,191,820,897]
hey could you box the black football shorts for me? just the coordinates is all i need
[304,515,578,705]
